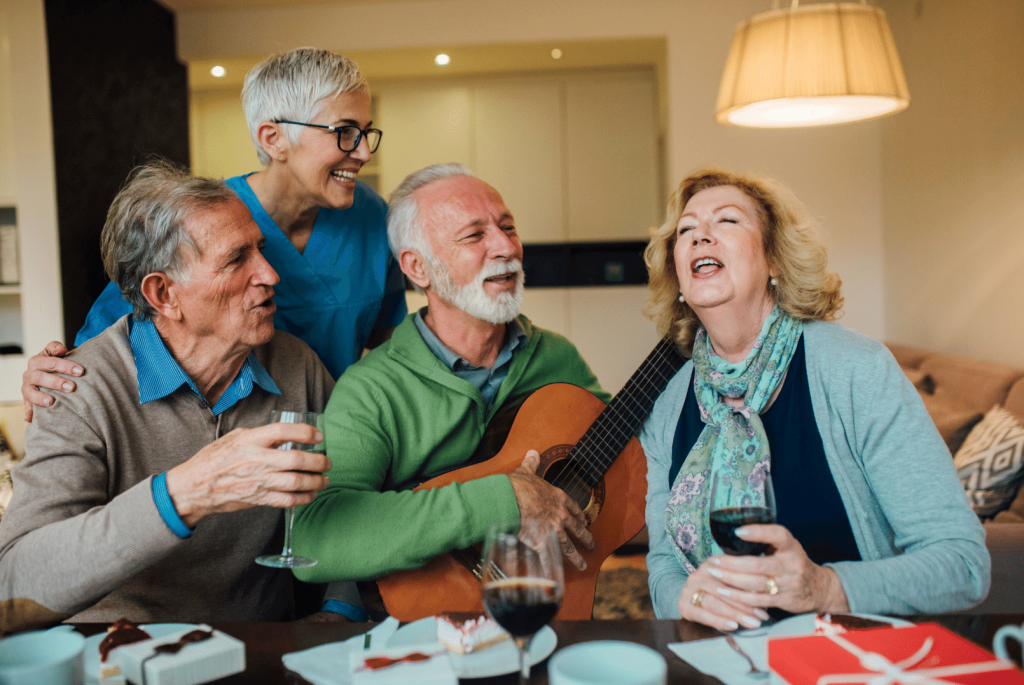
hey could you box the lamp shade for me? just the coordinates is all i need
[716,2,909,127]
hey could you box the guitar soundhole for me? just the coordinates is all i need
[539,445,604,522]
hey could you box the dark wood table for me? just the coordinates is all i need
[76,615,1023,684]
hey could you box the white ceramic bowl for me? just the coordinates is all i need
[548,640,667,685]
[0,628,85,685]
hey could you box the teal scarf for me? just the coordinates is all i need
[665,306,803,572]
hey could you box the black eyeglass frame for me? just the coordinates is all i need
[273,120,383,153]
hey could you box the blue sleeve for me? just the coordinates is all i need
[375,255,408,330]
[75,282,132,347]
[151,472,195,539]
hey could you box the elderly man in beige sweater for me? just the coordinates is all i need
[0,162,333,633]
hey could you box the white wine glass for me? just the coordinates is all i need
[255,410,323,569]
[709,466,777,556]
[481,520,564,685]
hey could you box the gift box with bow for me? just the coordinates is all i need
[767,622,1024,685]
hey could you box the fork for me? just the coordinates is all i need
[725,634,770,679]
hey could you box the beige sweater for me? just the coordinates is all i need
[0,317,333,632]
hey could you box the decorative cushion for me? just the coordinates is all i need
[0,427,19,521]
[919,393,984,455]
[953,405,1024,520]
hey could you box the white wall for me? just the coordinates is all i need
[176,0,889,342]
[880,0,1024,366]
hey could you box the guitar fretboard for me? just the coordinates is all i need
[548,336,686,507]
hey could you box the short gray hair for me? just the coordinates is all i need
[101,161,238,321]
[387,162,476,261]
[242,47,369,166]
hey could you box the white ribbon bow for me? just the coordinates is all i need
[817,632,1012,685]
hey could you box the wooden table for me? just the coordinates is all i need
[76,615,1023,684]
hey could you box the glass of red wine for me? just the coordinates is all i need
[709,467,777,556]
[481,520,564,685]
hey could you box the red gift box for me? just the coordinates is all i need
[768,623,1024,685]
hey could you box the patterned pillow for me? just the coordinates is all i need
[953,405,1024,519]
[0,428,18,521]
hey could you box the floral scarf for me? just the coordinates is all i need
[665,306,803,572]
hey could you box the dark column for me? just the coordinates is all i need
[45,0,189,343]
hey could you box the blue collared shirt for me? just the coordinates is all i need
[130,317,281,538]
[413,308,526,410]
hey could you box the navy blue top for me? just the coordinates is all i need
[670,336,861,566]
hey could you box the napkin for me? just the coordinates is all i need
[669,633,769,685]
[282,617,400,685]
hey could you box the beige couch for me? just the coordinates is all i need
[886,342,1024,613]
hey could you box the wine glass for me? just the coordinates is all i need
[708,465,777,556]
[255,410,323,569]
[481,520,564,685]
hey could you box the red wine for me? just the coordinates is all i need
[710,507,774,556]
[481,578,561,637]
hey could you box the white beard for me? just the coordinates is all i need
[429,258,525,324]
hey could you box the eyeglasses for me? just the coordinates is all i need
[274,120,383,153]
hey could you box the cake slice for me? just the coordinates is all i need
[814,612,891,635]
[436,611,510,654]
[99,618,152,679]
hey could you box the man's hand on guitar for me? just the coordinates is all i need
[508,449,594,571]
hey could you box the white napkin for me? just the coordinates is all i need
[668,633,770,685]
[282,617,400,685]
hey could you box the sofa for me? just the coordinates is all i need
[886,342,1024,613]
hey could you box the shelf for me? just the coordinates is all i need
[0,285,19,295]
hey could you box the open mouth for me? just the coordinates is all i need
[331,169,357,184]
[691,257,724,274]
[484,273,517,285]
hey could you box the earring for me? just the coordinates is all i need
[678,294,685,303]
[770,277,778,286]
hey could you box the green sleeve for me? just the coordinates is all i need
[291,369,520,582]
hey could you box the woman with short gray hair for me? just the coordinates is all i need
[25,46,406,391]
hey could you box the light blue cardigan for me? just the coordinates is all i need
[641,321,990,618]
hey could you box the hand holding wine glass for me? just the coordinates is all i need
[256,410,324,569]
[482,520,564,685]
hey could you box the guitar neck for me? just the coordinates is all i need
[549,337,686,492]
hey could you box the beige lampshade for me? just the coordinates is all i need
[716,2,910,127]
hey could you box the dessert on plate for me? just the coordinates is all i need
[436,611,510,654]
[99,618,152,678]
[813,612,891,635]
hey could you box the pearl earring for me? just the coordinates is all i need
[678,294,685,303]
[770,277,778,286]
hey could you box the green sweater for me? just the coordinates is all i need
[293,313,607,582]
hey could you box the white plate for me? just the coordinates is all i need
[768,612,912,639]
[84,623,196,684]
[387,616,557,679]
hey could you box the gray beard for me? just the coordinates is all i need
[429,258,525,324]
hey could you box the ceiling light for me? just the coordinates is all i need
[435,54,450,66]
[210,65,226,78]
[716,1,910,127]
[551,48,563,60]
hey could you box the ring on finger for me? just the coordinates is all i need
[691,589,706,608]
[765,575,779,596]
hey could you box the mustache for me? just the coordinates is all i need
[478,259,523,281]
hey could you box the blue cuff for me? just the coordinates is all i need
[322,600,369,622]
[152,472,195,539]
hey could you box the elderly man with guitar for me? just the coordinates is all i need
[293,164,684,620]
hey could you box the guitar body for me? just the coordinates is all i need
[377,383,648,622]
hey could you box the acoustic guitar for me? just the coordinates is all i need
[376,336,686,621]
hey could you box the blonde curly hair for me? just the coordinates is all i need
[644,168,843,353]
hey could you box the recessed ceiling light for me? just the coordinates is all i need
[435,54,450,66]
[210,65,226,78]
[550,48,563,60]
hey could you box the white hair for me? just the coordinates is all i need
[241,47,368,166]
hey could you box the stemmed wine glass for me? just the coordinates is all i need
[481,520,564,685]
[255,410,322,569]
[709,466,777,556]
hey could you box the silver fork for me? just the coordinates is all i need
[725,634,770,679]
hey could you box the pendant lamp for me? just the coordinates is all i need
[716,1,910,127]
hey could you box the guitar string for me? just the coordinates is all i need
[550,340,684,503]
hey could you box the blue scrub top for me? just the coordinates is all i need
[75,173,407,380]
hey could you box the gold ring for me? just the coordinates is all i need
[765,575,779,596]
[691,589,706,608]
